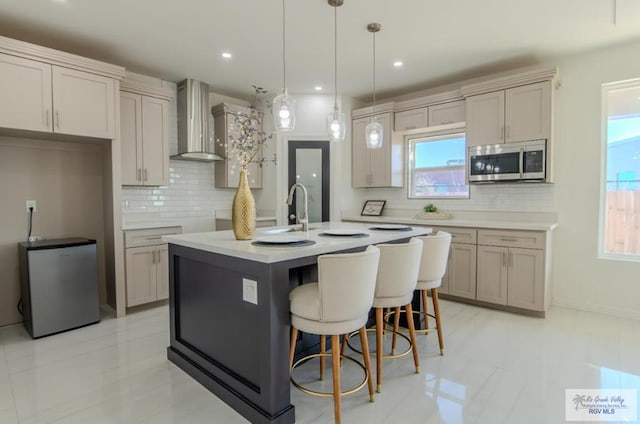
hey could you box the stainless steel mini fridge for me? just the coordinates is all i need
[19,238,100,338]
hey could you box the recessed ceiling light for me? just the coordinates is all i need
[393,61,404,68]
[314,86,323,91]
[51,0,68,4]
[221,52,232,59]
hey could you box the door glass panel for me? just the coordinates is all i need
[295,149,322,223]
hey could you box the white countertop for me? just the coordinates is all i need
[342,213,557,231]
[163,222,432,264]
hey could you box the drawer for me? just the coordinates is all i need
[125,226,182,248]
[478,229,545,249]
[431,226,477,244]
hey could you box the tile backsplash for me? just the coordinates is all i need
[122,160,233,221]
[361,183,556,213]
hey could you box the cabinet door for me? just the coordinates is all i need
[438,246,453,294]
[465,91,504,147]
[351,116,369,187]
[507,248,544,311]
[52,66,115,138]
[0,54,52,132]
[476,246,508,305]
[505,81,551,143]
[155,245,170,301]
[141,96,169,186]
[447,243,477,299]
[428,101,465,127]
[125,246,157,307]
[395,108,427,131]
[120,92,143,185]
[369,112,393,187]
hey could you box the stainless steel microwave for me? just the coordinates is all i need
[468,139,546,183]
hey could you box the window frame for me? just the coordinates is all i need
[406,127,469,200]
[599,78,640,262]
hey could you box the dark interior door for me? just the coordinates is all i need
[288,141,330,224]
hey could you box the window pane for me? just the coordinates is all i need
[409,133,469,199]
[603,83,640,257]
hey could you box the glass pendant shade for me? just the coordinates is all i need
[365,118,384,149]
[273,88,296,132]
[326,107,346,142]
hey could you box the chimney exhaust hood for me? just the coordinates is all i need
[172,79,222,162]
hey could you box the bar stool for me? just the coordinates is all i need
[289,246,380,424]
[370,238,423,393]
[415,231,452,355]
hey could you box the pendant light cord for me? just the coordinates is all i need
[333,3,338,110]
[372,30,376,112]
[282,0,286,89]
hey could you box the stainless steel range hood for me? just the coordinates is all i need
[172,79,222,162]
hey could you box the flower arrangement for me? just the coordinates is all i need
[222,86,277,170]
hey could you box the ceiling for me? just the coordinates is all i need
[1,0,640,102]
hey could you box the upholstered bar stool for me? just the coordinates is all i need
[415,231,452,355]
[289,246,380,424]
[370,238,423,393]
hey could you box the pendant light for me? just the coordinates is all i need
[365,23,383,149]
[273,0,296,132]
[326,0,346,142]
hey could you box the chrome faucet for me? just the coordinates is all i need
[286,183,309,232]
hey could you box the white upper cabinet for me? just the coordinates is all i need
[0,54,52,132]
[213,103,263,189]
[394,107,427,132]
[428,100,466,127]
[352,112,402,188]
[466,81,551,147]
[0,36,124,139]
[120,78,172,187]
[504,81,551,143]
[466,91,505,146]
[52,66,115,139]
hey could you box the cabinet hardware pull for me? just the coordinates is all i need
[502,251,506,267]
[143,168,148,181]
[145,236,162,240]
[45,110,49,128]
[151,250,155,264]
[55,111,60,128]
[137,169,142,181]
[500,238,518,242]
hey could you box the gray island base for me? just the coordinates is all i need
[164,222,431,424]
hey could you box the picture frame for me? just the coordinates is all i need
[361,200,386,216]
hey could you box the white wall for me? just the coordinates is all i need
[550,39,640,319]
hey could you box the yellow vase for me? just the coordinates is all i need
[232,169,256,240]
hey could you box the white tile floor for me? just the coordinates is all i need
[0,300,638,424]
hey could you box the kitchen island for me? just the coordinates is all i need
[163,222,431,424]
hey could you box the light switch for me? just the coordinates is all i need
[242,278,258,305]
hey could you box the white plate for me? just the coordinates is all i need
[369,224,412,230]
[322,229,365,236]
[254,236,309,244]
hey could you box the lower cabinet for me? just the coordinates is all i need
[429,225,550,314]
[124,226,181,307]
[477,229,546,312]
[434,226,477,299]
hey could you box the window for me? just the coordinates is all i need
[408,131,468,198]
[600,80,640,260]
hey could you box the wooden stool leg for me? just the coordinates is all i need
[359,327,375,402]
[432,288,445,355]
[320,335,326,380]
[375,307,383,393]
[421,289,429,334]
[289,326,298,371]
[405,303,420,373]
[331,334,342,424]
[391,306,400,354]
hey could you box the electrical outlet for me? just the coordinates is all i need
[242,278,258,305]
[25,200,37,213]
